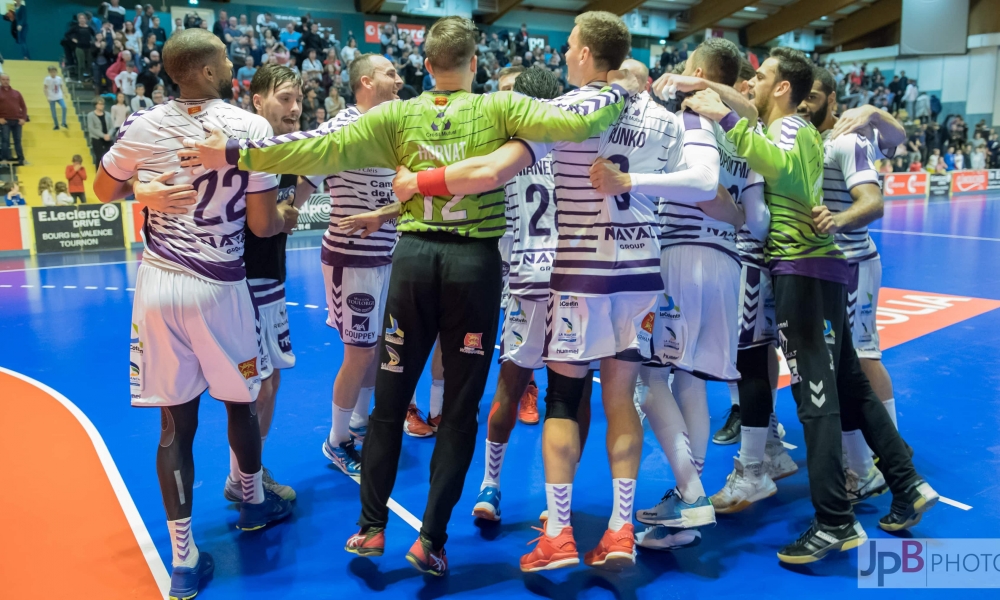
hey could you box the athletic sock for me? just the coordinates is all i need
[728,381,739,407]
[843,430,875,475]
[351,387,374,429]
[738,426,768,466]
[240,469,264,504]
[329,404,354,446]
[643,368,705,500]
[429,379,444,419]
[545,483,573,537]
[167,517,199,568]
[766,412,781,445]
[481,440,507,490]
[882,397,898,429]
[228,448,240,483]
[608,478,635,531]
[673,371,710,466]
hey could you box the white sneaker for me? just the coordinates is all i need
[710,457,777,514]
[636,526,702,551]
[846,466,888,504]
[765,442,798,481]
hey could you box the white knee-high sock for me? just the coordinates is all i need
[240,469,264,504]
[608,478,636,531]
[728,381,739,407]
[429,379,444,419]
[738,426,768,466]
[766,412,782,445]
[673,370,709,474]
[329,405,354,445]
[882,397,898,429]
[229,448,240,482]
[167,517,199,568]
[642,367,705,501]
[351,387,374,429]
[843,430,875,475]
[482,440,507,490]
[545,483,572,537]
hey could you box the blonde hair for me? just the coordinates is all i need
[574,11,631,72]
[38,177,53,195]
[55,181,68,194]
[424,16,477,71]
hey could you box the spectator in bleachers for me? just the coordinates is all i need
[111,92,129,131]
[131,83,152,112]
[302,22,325,56]
[230,34,250,65]
[10,0,28,59]
[971,130,986,152]
[213,9,228,42]
[140,32,159,62]
[927,148,941,171]
[960,143,972,170]
[325,85,345,115]
[237,15,253,37]
[138,4,154,37]
[149,17,166,46]
[262,27,278,52]
[988,131,1000,168]
[151,87,164,105]
[115,63,138,104]
[123,20,142,55]
[287,55,299,76]
[887,75,902,112]
[137,60,161,95]
[257,12,278,37]
[54,181,74,205]
[39,177,55,206]
[106,49,132,92]
[87,97,115,162]
[892,157,907,172]
[4,181,24,206]
[903,78,918,118]
[106,0,126,31]
[341,37,358,63]
[302,49,323,81]
[173,17,183,33]
[944,146,957,170]
[237,56,257,92]
[513,23,529,57]
[300,86,319,130]
[44,66,68,131]
[280,22,302,55]
[914,89,931,123]
[907,126,925,164]
[70,13,96,79]
[972,146,987,170]
[224,16,241,44]
[0,74,27,165]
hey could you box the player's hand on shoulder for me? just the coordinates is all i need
[681,89,729,122]
[132,171,197,214]
[830,105,879,140]
[338,210,382,238]
[652,73,707,101]
[278,201,299,234]
[392,165,418,202]
[179,128,229,170]
[811,204,839,234]
[589,157,631,196]
[608,68,640,96]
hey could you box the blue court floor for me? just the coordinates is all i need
[2,192,1000,599]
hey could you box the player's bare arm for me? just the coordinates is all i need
[246,188,297,237]
[179,128,230,170]
[831,105,906,151]
[698,185,745,230]
[654,73,757,122]
[338,201,401,238]
[812,183,883,235]
[93,165,136,203]
[589,158,631,195]
[394,140,535,200]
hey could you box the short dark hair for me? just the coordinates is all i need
[513,67,560,100]
[349,53,382,93]
[163,28,223,86]
[769,47,813,106]
[574,11,631,71]
[424,16,477,71]
[498,65,525,81]
[813,66,837,96]
[737,59,756,83]
[249,63,301,107]
[693,37,741,86]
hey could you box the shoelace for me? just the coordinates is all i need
[526,525,547,546]
[659,488,679,504]
[262,467,277,486]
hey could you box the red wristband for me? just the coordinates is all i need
[417,167,450,197]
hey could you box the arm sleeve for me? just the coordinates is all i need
[628,110,720,203]
[244,115,280,193]
[720,111,792,180]
[232,102,398,175]
[837,133,879,190]
[741,172,768,241]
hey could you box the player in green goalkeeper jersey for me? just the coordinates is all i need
[675,48,936,565]
[180,15,640,576]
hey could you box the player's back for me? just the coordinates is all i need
[105,99,277,283]
[821,130,880,263]
[505,153,556,301]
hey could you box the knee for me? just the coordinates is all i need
[543,367,586,423]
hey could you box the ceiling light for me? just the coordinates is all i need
[821,16,828,20]
[745,6,757,11]
[659,39,667,44]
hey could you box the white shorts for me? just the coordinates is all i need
[737,262,777,351]
[322,263,391,348]
[649,245,741,381]
[130,264,262,407]
[256,297,295,379]
[500,295,546,370]
[499,233,513,306]
[849,255,882,359]
[543,291,657,363]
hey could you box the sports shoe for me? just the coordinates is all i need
[472,486,501,521]
[765,442,799,481]
[710,457,777,514]
[520,526,580,572]
[712,405,741,445]
[879,479,938,532]
[322,438,362,477]
[777,519,867,564]
[345,527,385,557]
[404,405,435,437]
[406,534,447,576]
[846,466,888,504]
[349,425,367,445]
[636,489,715,528]
[584,524,636,570]
[636,526,702,551]
[518,383,540,424]
[428,414,441,432]
[236,490,293,531]
[168,551,214,600]
[223,466,296,502]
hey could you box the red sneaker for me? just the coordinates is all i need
[404,405,435,438]
[518,383,539,425]
[584,524,636,570]
[344,527,385,557]
[405,535,447,576]
[520,526,580,572]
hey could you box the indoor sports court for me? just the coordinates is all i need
[3,188,999,599]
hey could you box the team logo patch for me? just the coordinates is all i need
[641,312,655,334]
[502,261,510,278]
[434,96,448,106]
[238,358,258,380]
[513,331,524,347]
[384,315,404,345]
[557,318,577,343]
[352,315,370,332]
[381,346,403,373]
[461,332,485,355]
[346,293,375,314]
[823,320,836,344]
[187,105,202,115]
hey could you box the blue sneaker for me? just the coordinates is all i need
[168,551,214,600]
[635,488,716,528]
[236,489,293,531]
[472,486,501,521]
[349,425,367,445]
[322,438,362,477]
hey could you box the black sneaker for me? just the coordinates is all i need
[777,519,867,564]
[879,479,938,532]
[713,405,741,445]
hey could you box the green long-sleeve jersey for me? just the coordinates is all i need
[227,87,630,238]
[720,111,848,281]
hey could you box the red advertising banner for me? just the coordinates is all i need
[950,169,989,194]
[882,172,928,197]
[364,21,426,45]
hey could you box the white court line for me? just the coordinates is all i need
[347,475,423,531]
[85,286,98,290]
[304,304,319,309]
[939,496,973,511]
[106,287,119,291]
[20,284,32,288]
[0,367,170,598]
[63,285,76,289]
[870,229,1000,242]
[286,302,299,306]
[0,284,9,287]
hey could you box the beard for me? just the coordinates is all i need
[373,80,399,105]
[217,75,233,100]
[804,99,828,129]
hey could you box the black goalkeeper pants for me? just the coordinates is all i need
[359,232,502,549]
[774,274,919,527]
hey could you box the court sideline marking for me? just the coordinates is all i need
[871,229,1000,242]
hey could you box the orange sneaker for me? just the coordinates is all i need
[404,405,435,438]
[405,534,447,576]
[584,524,636,570]
[520,526,580,572]
[428,414,441,432]
[344,527,385,557]
[518,383,539,425]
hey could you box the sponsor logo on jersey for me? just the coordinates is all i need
[352,315,369,332]
[659,295,681,319]
[823,319,836,344]
[385,315,404,345]
[381,346,403,372]
[513,331,524,347]
[662,325,681,351]
[522,251,554,269]
[502,261,510,278]
[508,298,527,324]
[558,294,579,308]
[461,332,485,355]
[346,293,375,314]
[787,357,801,384]
[277,329,292,353]
[860,292,874,315]
[238,358,259,379]
[641,312,655,334]
[605,225,654,249]
[418,141,468,162]
[557,317,577,343]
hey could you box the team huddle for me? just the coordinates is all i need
[93,12,939,600]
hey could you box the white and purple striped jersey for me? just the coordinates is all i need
[523,89,683,296]
[102,99,279,283]
[736,120,770,267]
[821,129,881,263]
[248,106,399,268]
[505,153,556,301]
